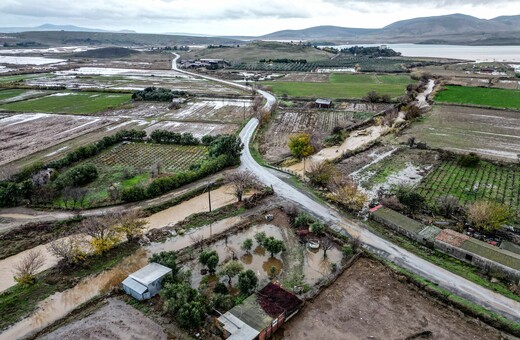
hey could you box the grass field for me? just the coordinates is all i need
[416,160,520,211]
[435,85,520,110]
[0,73,51,84]
[60,143,208,206]
[0,91,132,114]
[0,89,26,101]
[263,73,411,99]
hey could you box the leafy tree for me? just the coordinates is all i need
[393,185,425,213]
[213,282,229,295]
[263,236,286,257]
[54,163,98,190]
[293,212,314,228]
[310,221,325,235]
[178,301,206,329]
[218,261,244,285]
[199,250,219,273]
[241,238,253,253]
[467,201,513,233]
[458,153,480,168]
[288,133,315,165]
[209,135,244,165]
[210,293,235,311]
[149,251,179,279]
[238,269,258,296]
[254,232,267,245]
[121,185,147,202]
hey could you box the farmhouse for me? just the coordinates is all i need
[121,263,172,301]
[315,98,332,109]
[370,205,520,281]
[217,283,303,339]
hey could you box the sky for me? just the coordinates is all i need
[0,0,519,36]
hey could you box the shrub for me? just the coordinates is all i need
[341,244,353,257]
[121,185,147,202]
[254,231,267,245]
[467,201,513,233]
[310,221,325,235]
[238,269,258,296]
[293,212,315,228]
[393,185,425,212]
[54,163,98,190]
[458,153,480,167]
[13,249,45,285]
[213,282,229,295]
[149,251,179,279]
[306,161,338,188]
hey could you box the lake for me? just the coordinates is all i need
[324,44,520,62]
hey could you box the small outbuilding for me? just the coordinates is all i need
[122,263,172,301]
[315,98,332,109]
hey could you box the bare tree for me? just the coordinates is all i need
[114,209,147,241]
[322,237,333,258]
[13,249,45,285]
[82,214,120,255]
[251,95,263,119]
[47,235,85,268]
[190,234,205,250]
[226,171,257,202]
[62,187,89,210]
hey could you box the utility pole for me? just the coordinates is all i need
[208,184,212,212]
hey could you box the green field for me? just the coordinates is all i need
[59,143,208,206]
[0,91,132,114]
[263,73,411,99]
[0,73,51,84]
[435,86,520,110]
[416,160,520,211]
[0,89,26,102]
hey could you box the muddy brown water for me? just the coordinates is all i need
[0,209,242,339]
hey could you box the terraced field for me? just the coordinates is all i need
[416,160,520,210]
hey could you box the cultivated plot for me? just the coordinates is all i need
[416,159,520,211]
[164,98,252,123]
[399,104,520,161]
[435,85,520,110]
[263,73,412,99]
[0,114,112,166]
[145,120,238,138]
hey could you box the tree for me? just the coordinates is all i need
[310,221,325,235]
[13,249,45,285]
[161,282,205,329]
[241,238,253,253]
[327,176,367,212]
[254,232,267,245]
[213,282,229,294]
[199,250,219,273]
[467,201,513,233]
[209,135,244,165]
[392,185,425,213]
[218,260,244,285]
[288,133,315,170]
[437,196,460,218]
[62,187,89,210]
[226,171,257,202]
[149,251,179,279]
[114,210,146,241]
[178,301,206,329]
[322,237,333,258]
[293,212,314,228]
[47,235,85,269]
[238,269,258,296]
[306,161,337,188]
[82,215,120,255]
[263,236,286,257]
[341,244,353,257]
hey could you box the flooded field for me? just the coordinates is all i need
[0,56,66,65]
[145,120,238,138]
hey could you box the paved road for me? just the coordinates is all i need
[171,54,520,323]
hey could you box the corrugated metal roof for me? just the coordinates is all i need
[129,263,172,286]
[315,98,331,105]
[218,312,260,340]
[122,277,147,294]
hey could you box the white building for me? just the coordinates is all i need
[122,263,172,301]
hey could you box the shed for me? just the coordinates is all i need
[122,263,172,301]
[315,98,332,109]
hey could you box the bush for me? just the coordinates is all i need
[341,244,353,257]
[238,269,258,295]
[213,282,229,295]
[293,212,315,228]
[254,231,267,245]
[310,221,325,235]
[149,251,179,279]
[54,163,98,190]
[393,185,425,212]
[467,201,513,233]
[121,185,147,202]
[458,153,480,167]
[132,87,184,102]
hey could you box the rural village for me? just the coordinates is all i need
[0,10,520,340]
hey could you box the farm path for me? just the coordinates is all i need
[0,171,228,233]
[169,61,520,324]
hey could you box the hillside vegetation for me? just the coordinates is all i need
[73,47,140,58]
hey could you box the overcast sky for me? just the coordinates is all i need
[0,0,519,35]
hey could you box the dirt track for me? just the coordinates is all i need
[40,298,166,340]
[282,258,507,340]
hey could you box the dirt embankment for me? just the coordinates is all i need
[282,258,508,340]
[39,298,167,340]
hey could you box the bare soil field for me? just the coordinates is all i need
[278,72,330,82]
[163,98,251,123]
[260,109,377,162]
[145,120,238,138]
[282,257,505,340]
[0,113,113,166]
[399,104,520,162]
[40,298,167,340]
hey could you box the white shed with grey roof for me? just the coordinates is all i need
[122,263,172,301]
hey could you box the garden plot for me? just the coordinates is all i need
[0,114,112,166]
[416,159,520,211]
[282,257,503,340]
[261,109,374,162]
[346,148,438,199]
[145,120,238,138]
[399,105,520,162]
[164,98,251,123]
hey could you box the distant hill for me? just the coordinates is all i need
[257,13,520,45]
[73,47,140,58]
[0,23,135,34]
